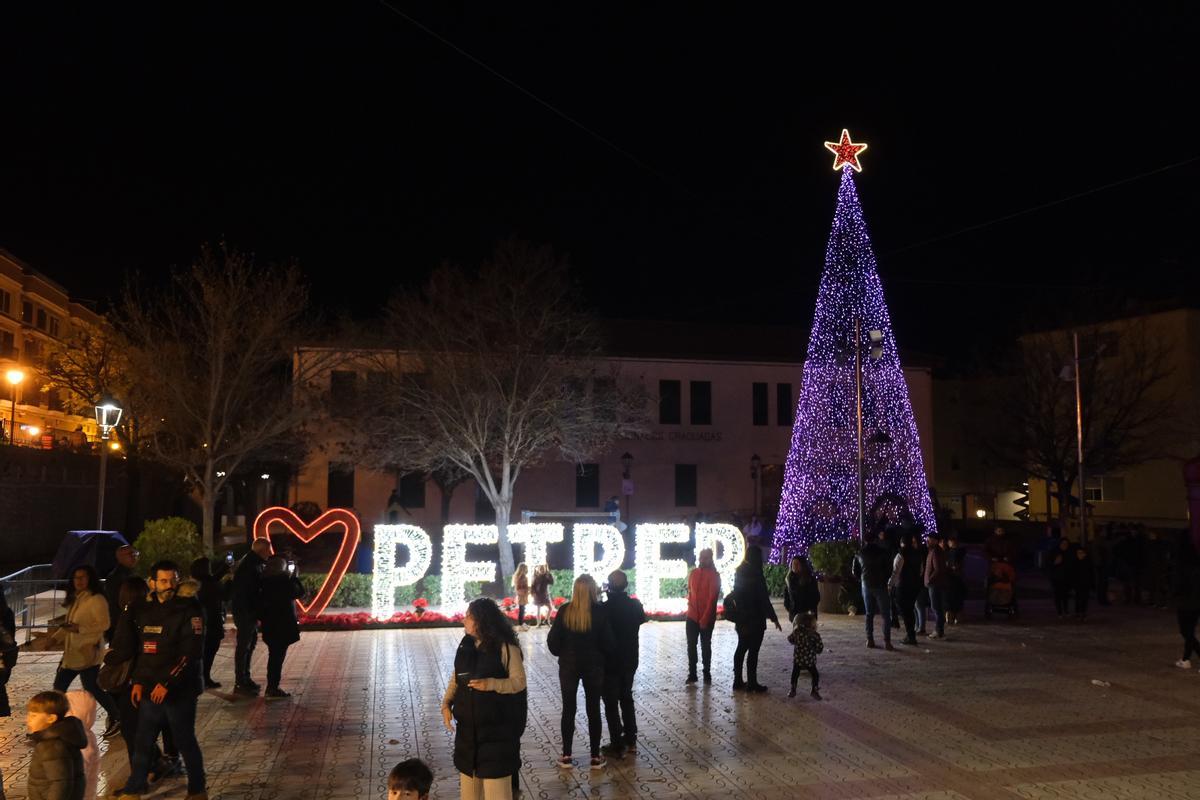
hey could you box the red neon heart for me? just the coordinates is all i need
[252,506,361,617]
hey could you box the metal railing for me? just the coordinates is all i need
[1,563,68,646]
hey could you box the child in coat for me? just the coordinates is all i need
[65,691,99,800]
[24,690,86,800]
[787,612,823,700]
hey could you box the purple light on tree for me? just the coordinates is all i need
[770,162,937,563]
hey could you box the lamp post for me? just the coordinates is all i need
[750,453,762,516]
[620,452,633,525]
[94,395,123,530]
[6,369,25,447]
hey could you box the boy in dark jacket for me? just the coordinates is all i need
[25,690,86,800]
[600,570,645,758]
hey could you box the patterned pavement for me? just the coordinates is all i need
[1,595,1199,800]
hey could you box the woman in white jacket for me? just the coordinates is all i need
[54,565,120,737]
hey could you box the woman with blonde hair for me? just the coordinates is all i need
[546,575,615,770]
[512,563,530,631]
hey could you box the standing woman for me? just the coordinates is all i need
[54,565,120,737]
[512,563,530,632]
[546,575,614,770]
[259,556,305,699]
[190,556,229,688]
[732,547,781,692]
[783,556,821,622]
[530,565,554,628]
[893,534,923,646]
[441,597,527,800]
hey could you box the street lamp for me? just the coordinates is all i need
[6,369,24,447]
[750,453,762,516]
[94,395,123,530]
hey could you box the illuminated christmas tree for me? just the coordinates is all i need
[770,130,937,562]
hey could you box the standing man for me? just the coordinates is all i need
[852,529,894,650]
[600,570,644,759]
[112,560,207,800]
[105,545,139,642]
[232,539,272,696]
[685,548,720,685]
[924,534,951,640]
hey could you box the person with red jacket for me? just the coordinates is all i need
[685,548,721,685]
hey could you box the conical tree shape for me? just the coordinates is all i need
[771,167,937,562]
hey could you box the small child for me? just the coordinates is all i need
[25,691,86,800]
[388,758,433,800]
[787,612,824,700]
[65,691,100,800]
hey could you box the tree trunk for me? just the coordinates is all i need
[201,460,216,554]
[494,501,515,578]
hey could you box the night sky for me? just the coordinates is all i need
[1,4,1197,360]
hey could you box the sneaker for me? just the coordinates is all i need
[590,755,607,770]
[747,683,769,693]
[246,678,262,691]
[685,673,698,684]
[265,687,291,700]
[866,640,877,649]
[600,742,625,759]
[901,637,918,646]
[1175,659,1193,669]
[101,716,122,739]
[557,755,573,769]
[732,679,746,691]
[811,689,822,701]
[884,642,896,652]
[930,632,945,639]
[233,683,259,697]
[787,686,797,698]
[702,671,712,684]
[625,738,637,754]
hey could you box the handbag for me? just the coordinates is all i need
[722,591,740,623]
[97,656,133,692]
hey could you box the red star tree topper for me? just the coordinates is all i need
[824,128,868,172]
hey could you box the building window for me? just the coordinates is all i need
[575,463,600,508]
[593,377,616,422]
[399,472,426,508]
[21,302,32,324]
[659,379,681,425]
[0,289,10,316]
[675,464,697,507]
[0,331,13,359]
[689,381,712,425]
[752,382,768,426]
[1085,475,1125,502]
[23,338,40,360]
[777,383,793,426]
[329,371,358,416]
[327,462,355,508]
[35,308,47,331]
[49,317,60,338]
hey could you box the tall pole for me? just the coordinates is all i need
[1073,331,1086,546]
[8,383,16,447]
[855,315,865,540]
[96,435,109,530]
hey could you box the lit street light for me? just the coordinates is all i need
[95,395,124,530]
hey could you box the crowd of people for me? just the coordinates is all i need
[3,522,1200,800]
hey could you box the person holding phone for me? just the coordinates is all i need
[258,556,305,699]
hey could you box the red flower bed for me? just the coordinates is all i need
[297,605,720,630]
[552,597,566,608]
[413,598,429,609]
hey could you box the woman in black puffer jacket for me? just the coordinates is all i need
[547,574,615,769]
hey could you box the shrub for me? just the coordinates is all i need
[763,564,789,597]
[134,518,206,571]
[808,540,859,580]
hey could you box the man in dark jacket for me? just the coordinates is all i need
[231,539,272,695]
[924,535,951,639]
[104,545,139,642]
[112,560,208,800]
[852,530,894,650]
[600,570,645,758]
[24,690,86,800]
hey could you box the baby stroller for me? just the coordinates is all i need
[983,561,1018,619]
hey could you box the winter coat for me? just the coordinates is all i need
[26,716,86,800]
[602,589,645,672]
[686,566,721,628]
[128,590,205,697]
[259,575,304,647]
[1073,556,1096,592]
[924,547,951,590]
[787,624,824,668]
[59,591,109,671]
[1050,547,1074,587]
[852,542,893,589]
[546,602,615,673]
[102,564,134,642]
[194,569,228,641]
[446,636,527,779]
[732,559,778,630]
[783,573,820,619]
[531,573,554,606]
[231,551,266,620]
[64,692,99,800]
[513,574,530,606]
[895,549,924,595]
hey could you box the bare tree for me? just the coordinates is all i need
[978,316,1176,527]
[116,244,335,552]
[342,239,648,577]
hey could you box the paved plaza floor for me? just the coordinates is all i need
[2,597,1200,800]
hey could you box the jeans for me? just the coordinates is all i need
[862,583,892,645]
[116,688,168,771]
[927,587,947,636]
[559,665,603,757]
[1179,609,1200,661]
[53,665,119,719]
[234,614,258,685]
[603,665,637,746]
[125,691,206,794]
[790,664,819,691]
[686,619,713,676]
[915,588,930,632]
[733,623,765,685]
[267,643,290,689]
